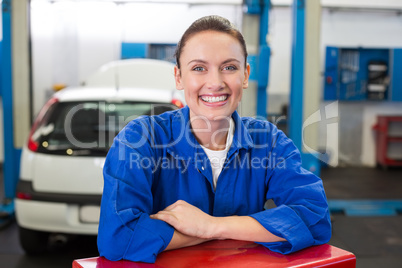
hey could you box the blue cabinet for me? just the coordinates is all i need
[390,49,402,102]
[121,42,177,63]
[323,47,402,102]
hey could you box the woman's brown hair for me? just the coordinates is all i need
[175,15,248,69]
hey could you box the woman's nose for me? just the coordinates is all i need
[206,70,224,90]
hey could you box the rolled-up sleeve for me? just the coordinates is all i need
[250,130,331,254]
[97,122,174,263]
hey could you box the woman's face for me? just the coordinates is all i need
[174,30,250,122]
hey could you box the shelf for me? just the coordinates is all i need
[387,137,402,142]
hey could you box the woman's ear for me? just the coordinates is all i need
[174,66,184,90]
[242,63,250,89]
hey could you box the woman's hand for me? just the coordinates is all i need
[150,200,218,239]
[151,200,286,245]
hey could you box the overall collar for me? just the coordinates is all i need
[168,106,252,161]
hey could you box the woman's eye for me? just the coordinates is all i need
[193,66,205,72]
[223,65,237,71]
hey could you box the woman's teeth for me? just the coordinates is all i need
[201,95,228,103]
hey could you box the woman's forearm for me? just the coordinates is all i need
[164,216,285,252]
[152,201,286,248]
[164,216,284,252]
[165,230,211,251]
[212,216,286,242]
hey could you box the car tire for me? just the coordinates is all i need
[19,226,50,254]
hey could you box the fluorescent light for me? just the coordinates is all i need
[35,0,242,4]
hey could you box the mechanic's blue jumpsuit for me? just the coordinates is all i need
[97,106,331,263]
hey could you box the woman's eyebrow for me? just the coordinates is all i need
[222,58,241,64]
[187,59,207,66]
[187,58,241,66]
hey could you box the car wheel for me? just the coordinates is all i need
[19,226,50,254]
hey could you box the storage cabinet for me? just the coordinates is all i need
[323,47,402,101]
[373,116,402,169]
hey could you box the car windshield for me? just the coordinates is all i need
[34,101,176,156]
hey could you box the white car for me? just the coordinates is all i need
[15,59,184,254]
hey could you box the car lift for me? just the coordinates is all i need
[244,0,270,120]
[245,0,322,176]
[1,0,16,228]
[289,0,321,175]
[1,0,30,229]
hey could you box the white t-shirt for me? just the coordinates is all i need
[200,118,234,190]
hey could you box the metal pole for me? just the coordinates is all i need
[256,0,270,119]
[289,0,321,175]
[1,0,21,227]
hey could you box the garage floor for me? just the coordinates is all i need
[0,167,402,268]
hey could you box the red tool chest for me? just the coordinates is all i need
[373,115,402,169]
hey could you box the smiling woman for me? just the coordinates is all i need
[97,15,332,264]
[174,29,249,149]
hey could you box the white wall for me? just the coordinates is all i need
[31,1,123,116]
[268,8,292,95]
[30,1,242,117]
